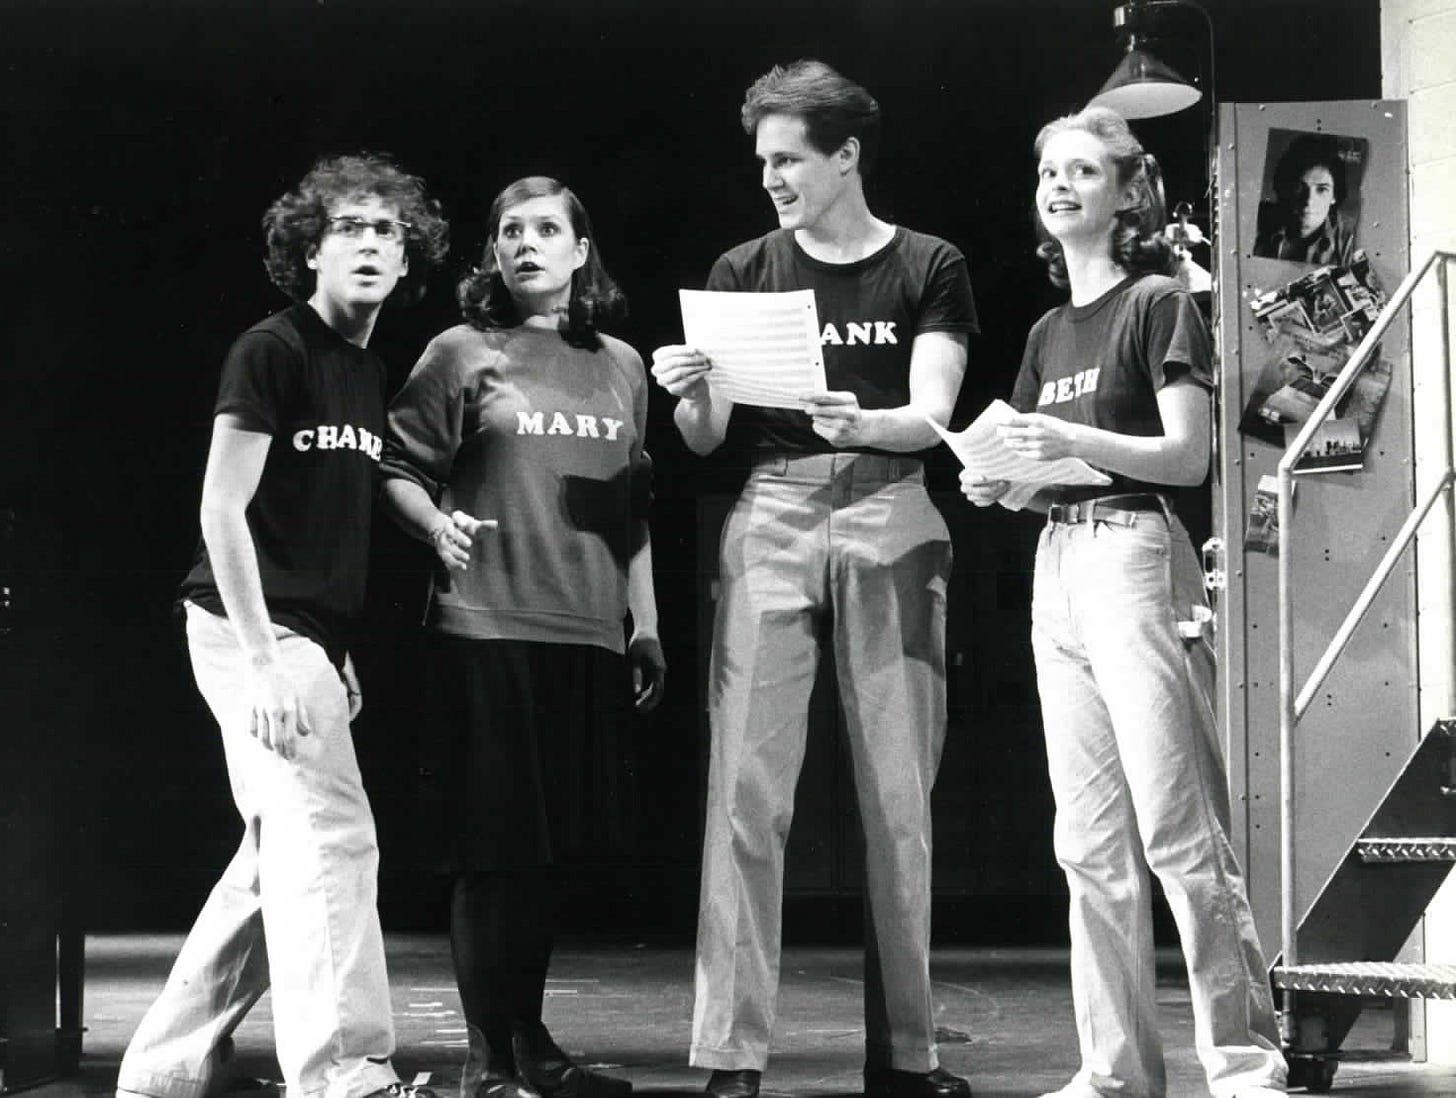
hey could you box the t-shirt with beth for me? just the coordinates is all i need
[1009,272,1213,501]
[708,226,978,456]
[179,302,387,667]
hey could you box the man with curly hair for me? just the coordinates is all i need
[116,153,449,1098]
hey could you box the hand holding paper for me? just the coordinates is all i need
[929,400,1111,510]
[678,289,829,410]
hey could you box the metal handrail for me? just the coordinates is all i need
[1275,249,1456,1044]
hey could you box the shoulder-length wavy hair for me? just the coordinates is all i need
[1032,106,1177,289]
[262,152,450,306]
[457,176,626,349]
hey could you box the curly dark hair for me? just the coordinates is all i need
[457,176,625,349]
[262,153,450,306]
[1272,133,1347,207]
[1032,106,1177,289]
[740,59,882,177]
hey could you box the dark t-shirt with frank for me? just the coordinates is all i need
[709,225,979,456]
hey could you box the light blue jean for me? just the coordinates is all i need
[117,604,400,1098]
[1031,509,1286,1097]
[691,453,952,1074]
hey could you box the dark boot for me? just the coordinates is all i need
[474,1073,542,1098]
[512,1024,631,1098]
[704,1070,761,1098]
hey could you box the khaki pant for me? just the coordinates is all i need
[117,604,399,1098]
[691,453,952,1073]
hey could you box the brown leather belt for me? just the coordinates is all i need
[1045,493,1166,527]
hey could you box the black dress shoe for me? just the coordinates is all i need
[863,1067,972,1098]
[512,1025,631,1098]
[704,1070,761,1098]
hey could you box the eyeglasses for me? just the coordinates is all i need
[326,215,411,242]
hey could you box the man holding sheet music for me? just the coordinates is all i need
[650,60,978,1098]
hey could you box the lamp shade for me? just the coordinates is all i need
[1087,46,1202,118]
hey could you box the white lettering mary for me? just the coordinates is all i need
[516,410,624,441]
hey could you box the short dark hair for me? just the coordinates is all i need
[740,60,882,176]
[457,176,625,349]
[261,153,448,306]
[1032,106,1177,289]
[1273,133,1348,206]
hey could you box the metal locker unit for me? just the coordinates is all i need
[1214,100,1415,951]
[1209,102,1456,1083]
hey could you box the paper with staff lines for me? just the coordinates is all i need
[929,399,1111,510]
[678,289,829,409]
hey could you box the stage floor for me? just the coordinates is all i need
[32,935,1456,1098]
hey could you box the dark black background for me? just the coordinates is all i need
[0,0,1381,938]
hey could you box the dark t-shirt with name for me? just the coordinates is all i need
[708,226,979,455]
[1009,273,1213,500]
[179,303,386,666]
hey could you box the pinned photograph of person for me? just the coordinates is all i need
[1252,128,1368,266]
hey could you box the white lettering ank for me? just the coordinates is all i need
[820,320,897,346]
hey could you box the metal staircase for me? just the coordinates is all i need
[1274,719,1456,1090]
[1273,250,1456,1092]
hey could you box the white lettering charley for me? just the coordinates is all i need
[516,410,624,441]
[291,424,382,460]
[1038,368,1100,407]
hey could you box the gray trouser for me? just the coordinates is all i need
[691,453,952,1073]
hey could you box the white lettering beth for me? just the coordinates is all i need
[1038,368,1102,407]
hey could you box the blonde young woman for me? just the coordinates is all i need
[962,108,1287,1098]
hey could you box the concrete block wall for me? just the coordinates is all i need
[1382,0,1456,1065]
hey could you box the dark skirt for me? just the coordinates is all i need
[416,636,636,871]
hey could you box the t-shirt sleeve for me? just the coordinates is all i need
[704,254,741,293]
[1009,319,1047,414]
[917,244,980,336]
[622,344,653,516]
[1145,288,1214,391]
[381,336,466,500]
[214,330,297,433]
